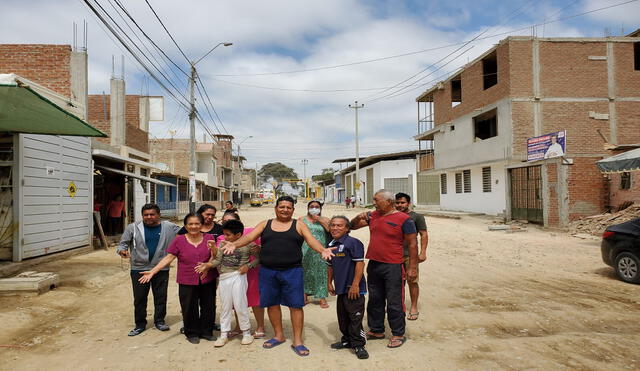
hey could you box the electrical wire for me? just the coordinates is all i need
[144,0,190,64]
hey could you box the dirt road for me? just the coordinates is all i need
[1,203,639,370]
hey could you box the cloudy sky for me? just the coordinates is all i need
[1,0,638,176]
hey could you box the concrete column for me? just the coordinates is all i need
[70,51,88,120]
[557,161,569,228]
[139,97,150,132]
[606,41,617,144]
[110,78,125,147]
[532,39,542,136]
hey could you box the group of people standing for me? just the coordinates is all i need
[116,190,428,360]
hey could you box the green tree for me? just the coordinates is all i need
[311,168,335,182]
[258,162,299,194]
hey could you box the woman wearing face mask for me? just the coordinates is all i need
[298,200,331,308]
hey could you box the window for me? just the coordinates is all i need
[635,42,640,71]
[463,169,471,193]
[482,167,492,192]
[455,172,462,193]
[482,51,498,89]
[474,109,498,140]
[440,173,447,194]
[450,125,455,131]
[621,172,631,190]
[451,75,462,107]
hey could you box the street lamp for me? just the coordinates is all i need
[188,42,233,213]
[349,101,364,206]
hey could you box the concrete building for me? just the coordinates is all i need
[337,151,420,206]
[414,33,640,227]
[87,79,172,230]
[149,137,224,213]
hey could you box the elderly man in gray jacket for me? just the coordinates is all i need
[117,203,181,336]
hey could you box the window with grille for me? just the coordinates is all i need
[621,172,631,190]
[482,167,492,192]
[455,172,462,193]
[463,169,471,193]
[440,173,447,194]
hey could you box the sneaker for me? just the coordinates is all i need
[354,346,369,359]
[200,334,216,341]
[187,336,200,344]
[128,327,145,337]
[214,337,228,347]
[155,322,170,331]
[330,341,350,350]
[241,334,254,345]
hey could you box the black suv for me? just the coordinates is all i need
[601,218,640,284]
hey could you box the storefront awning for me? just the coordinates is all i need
[596,148,640,173]
[0,76,106,137]
[96,165,176,187]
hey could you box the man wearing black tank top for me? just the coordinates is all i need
[220,196,335,357]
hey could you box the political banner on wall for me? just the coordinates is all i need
[527,130,566,161]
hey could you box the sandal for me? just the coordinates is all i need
[228,330,241,339]
[319,301,329,309]
[387,336,406,348]
[253,331,266,339]
[407,312,419,321]
[263,338,286,349]
[291,344,310,357]
[366,332,385,340]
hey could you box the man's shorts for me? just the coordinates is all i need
[403,256,419,283]
[259,266,304,308]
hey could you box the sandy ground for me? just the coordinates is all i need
[1,203,639,371]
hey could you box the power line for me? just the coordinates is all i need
[81,0,191,111]
[195,74,231,136]
[210,0,639,77]
[144,0,190,64]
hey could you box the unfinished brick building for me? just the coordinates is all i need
[414,32,640,228]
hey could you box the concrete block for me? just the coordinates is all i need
[0,271,59,296]
[488,225,509,231]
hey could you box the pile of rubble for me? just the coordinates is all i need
[569,204,640,236]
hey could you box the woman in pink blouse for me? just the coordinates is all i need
[140,213,217,344]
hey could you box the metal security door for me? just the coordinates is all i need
[416,174,440,205]
[18,134,92,260]
[510,166,542,224]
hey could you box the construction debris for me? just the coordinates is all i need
[0,271,59,296]
[569,204,640,237]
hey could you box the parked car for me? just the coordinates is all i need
[601,217,640,284]
[250,198,262,207]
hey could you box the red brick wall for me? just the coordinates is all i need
[616,101,640,144]
[126,125,149,153]
[539,101,610,155]
[149,139,191,177]
[508,39,534,97]
[545,162,560,227]
[539,42,608,97]
[608,172,640,209]
[433,41,511,125]
[568,157,607,220]
[613,42,640,97]
[0,44,71,96]
[125,95,140,128]
[511,101,535,158]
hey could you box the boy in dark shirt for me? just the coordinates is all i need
[327,215,368,360]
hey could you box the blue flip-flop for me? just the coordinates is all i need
[262,338,285,349]
[291,344,310,357]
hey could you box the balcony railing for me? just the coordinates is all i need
[417,152,434,172]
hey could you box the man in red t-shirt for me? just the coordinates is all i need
[351,189,417,349]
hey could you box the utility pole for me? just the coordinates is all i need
[188,63,197,213]
[301,159,309,199]
[349,101,364,206]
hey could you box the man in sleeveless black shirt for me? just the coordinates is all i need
[220,196,335,357]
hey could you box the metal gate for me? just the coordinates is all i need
[510,166,542,224]
[416,174,440,205]
[384,177,409,196]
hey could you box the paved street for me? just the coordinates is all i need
[1,204,638,370]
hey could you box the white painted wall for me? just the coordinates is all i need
[434,98,513,170]
[439,162,508,215]
[343,158,417,204]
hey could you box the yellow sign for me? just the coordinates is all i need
[67,182,77,197]
[355,182,361,190]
